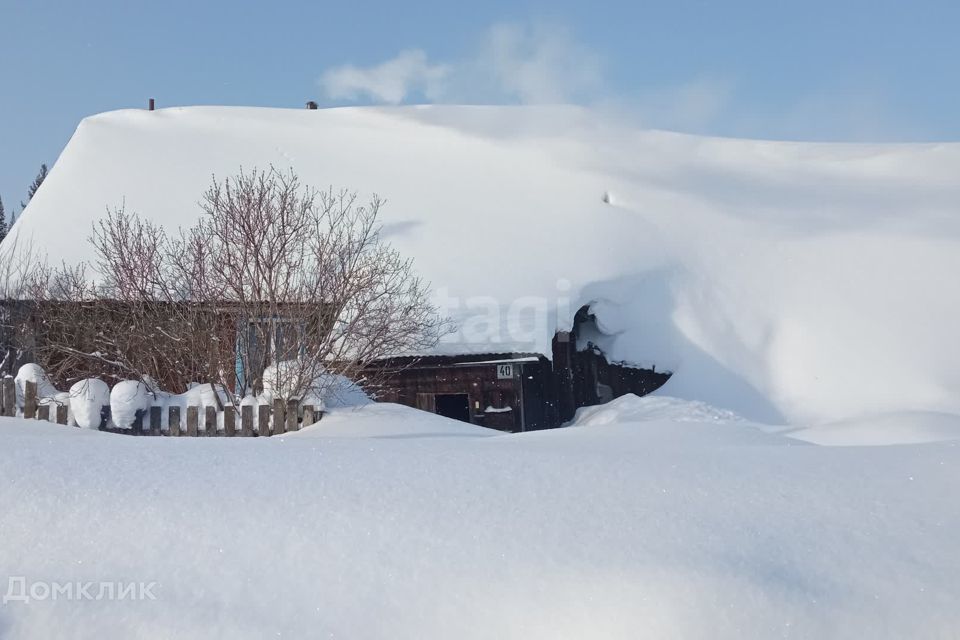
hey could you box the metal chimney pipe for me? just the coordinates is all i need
[148,98,155,111]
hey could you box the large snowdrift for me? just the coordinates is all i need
[291,402,499,438]
[6,105,960,425]
[2,409,959,638]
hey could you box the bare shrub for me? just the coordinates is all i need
[28,168,450,404]
[0,236,48,375]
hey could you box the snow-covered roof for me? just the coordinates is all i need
[6,104,960,425]
[376,353,546,368]
[454,357,542,366]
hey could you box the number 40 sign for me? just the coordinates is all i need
[496,364,514,379]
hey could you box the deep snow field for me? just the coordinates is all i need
[2,397,960,639]
[3,104,960,637]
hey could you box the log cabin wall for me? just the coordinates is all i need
[371,355,557,432]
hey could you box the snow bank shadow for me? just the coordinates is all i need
[370,432,499,440]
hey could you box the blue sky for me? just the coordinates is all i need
[2,0,959,216]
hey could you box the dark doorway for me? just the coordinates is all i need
[434,393,471,423]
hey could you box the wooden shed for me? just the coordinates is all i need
[368,304,672,431]
[368,353,558,432]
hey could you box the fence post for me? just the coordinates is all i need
[286,399,299,432]
[241,405,253,437]
[272,398,285,435]
[150,406,162,436]
[186,406,198,437]
[205,406,217,436]
[2,377,14,417]
[56,404,68,425]
[302,405,315,428]
[258,405,270,437]
[37,404,50,421]
[133,411,145,435]
[224,407,236,437]
[169,406,181,436]
[24,380,37,419]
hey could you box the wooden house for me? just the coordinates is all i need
[368,353,557,431]
[368,306,672,432]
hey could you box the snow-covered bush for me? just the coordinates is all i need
[109,380,153,429]
[261,361,370,411]
[239,393,264,408]
[69,378,110,429]
[25,168,448,405]
[261,361,305,400]
[14,363,66,409]
[177,382,231,409]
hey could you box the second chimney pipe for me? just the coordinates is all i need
[148,98,155,111]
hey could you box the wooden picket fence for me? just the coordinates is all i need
[0,378,322,437]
